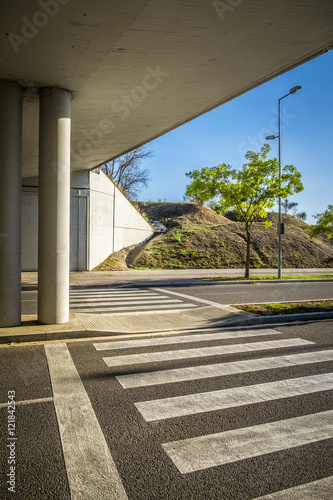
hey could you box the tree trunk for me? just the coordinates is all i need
[245,228,251,279]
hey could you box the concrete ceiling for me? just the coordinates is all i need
[2,0,333,180]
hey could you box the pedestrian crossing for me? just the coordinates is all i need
[69,286,197,313]
[162,410,333,473]
[93,326,333,498]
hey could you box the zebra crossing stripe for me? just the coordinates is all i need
[70,288,141,294]
[117,349,333,388]
[44,343,128,498]
[70,293,162,302]
[94,328,281,351]
[162,409,333,474]
[102,338,313,367]
[70,297,180,305]
[135,372,333,421]
[254,476,333,499]
[70,293,162,300]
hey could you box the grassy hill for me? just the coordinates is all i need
[132,202,333,270]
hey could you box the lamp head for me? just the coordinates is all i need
[290,85,302,94]
[265,135,278,140]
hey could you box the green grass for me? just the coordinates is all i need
[234,300,333,316]
[201,274,333,282]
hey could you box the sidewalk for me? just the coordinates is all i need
[1,268,332,345]
[22,267,333,287]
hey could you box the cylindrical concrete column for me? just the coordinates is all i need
[0,81,23,327]
[38,87,71,324]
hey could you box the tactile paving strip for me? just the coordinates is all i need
[75,305,251,333]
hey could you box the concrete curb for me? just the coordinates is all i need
[216,310,333,328]
[1,311,332,345]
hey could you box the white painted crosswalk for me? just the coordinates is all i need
[162,410,333,473]
[70,286,197,313]
[93,328,282,351]
[116,349,333,388]
[255,476,333,499]
[93,326,333,497]
[135,372,333,421]
[102,338,313,367]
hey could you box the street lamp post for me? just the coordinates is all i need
[266,85,301,279]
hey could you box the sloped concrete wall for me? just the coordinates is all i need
[88,170,152,270]
[21,171,152,271]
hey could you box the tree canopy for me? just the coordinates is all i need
[309,204,333,239]
[185,144,304,277]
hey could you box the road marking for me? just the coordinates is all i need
[70,287,141,294]
[162,409,333,474]
[231,298,333,306]
[94,328,281,351]
[70,293,162,303]
[117,349,333,388]
[70,291,152,296]
[70,292,161,299]
[152,287,234,308]
[102,338,313,367]
[135,372,333,421]
[0,397,53,408]
[45,343,128,499]
[254,476,333,499]
[70,298,183,306]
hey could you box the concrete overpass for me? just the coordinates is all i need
[1,0,332,327]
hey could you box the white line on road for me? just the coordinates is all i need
[0,397,53,408]
[162,410,333,474]
[70,292,160,300]
[70,288,141,294]
[151,287,238,310]
[254,476,333,499]
[70,297,180,305]
[231,298,333,306]
[135,372,333,421]
[45,343,128,499]
[69,293,161,299]
[94,328,280,351]
[117,349,333,388]
[102,338,313,367]
[152,287,333,306]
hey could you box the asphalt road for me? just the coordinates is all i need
[1,320,332,499]
[162,280,333,305]
[21,280,333,315]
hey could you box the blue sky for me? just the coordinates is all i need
[139,50,333,224]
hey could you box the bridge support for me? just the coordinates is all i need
[0,81,23,327]
[38,87,72,324]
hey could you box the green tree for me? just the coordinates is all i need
[185,144,303,278]
[308,204,333,239]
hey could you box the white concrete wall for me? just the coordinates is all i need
[88,171,114,270]
[88,170,152,270]
[113,185,152,252]
[21,171,152,271]
[21,188,38,271]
